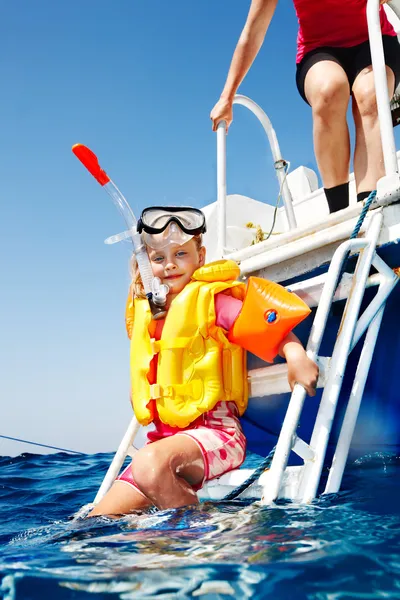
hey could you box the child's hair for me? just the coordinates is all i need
[129,234,203,299]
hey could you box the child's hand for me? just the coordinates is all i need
[278,332,319,397]
[286,352,319,397]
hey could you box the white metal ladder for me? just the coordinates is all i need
[260,210,399,504]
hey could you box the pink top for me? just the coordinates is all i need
[147,293,243,440]
[294,0,396,63]
[214,292,243,331]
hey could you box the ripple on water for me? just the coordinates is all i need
[0,452,399,599]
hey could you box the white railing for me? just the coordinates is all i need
[366,0,400,201]
[368,0,399,177]
[296,211,384,502]
[216,95,297,258]
[217,123,227,258]
[324,306,385,494]
[93,416,140,504]
[261,210,399,504]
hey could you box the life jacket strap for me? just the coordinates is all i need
[150,337,193,354]
[149,380,203,400]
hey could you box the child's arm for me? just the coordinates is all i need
[278,332,319,396]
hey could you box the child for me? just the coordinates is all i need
[90,206,318,517]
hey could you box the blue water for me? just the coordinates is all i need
[0,452,399,599]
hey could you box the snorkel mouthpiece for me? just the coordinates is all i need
[152,278,170,308]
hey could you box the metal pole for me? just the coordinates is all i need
[233,95,297,230]
[216,121,227,258]
[261,237,367,504]
[324,306,385,494]
[93,415,141,504]
[367,0,398,176]
[298,211,383,503]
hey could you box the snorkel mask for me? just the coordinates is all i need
[105,205,206,316]
[137,206,207,250]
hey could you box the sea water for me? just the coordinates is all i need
[0,451,399,599]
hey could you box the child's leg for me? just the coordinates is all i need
[89,481,151,517]
[131,434,204,509]
[89,435,205,516]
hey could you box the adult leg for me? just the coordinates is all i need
[304,61,351,204]
[352,65,395,196]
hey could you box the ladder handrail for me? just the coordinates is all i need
[297,210,384,503]
[324,305,386,494]
[367,0,399,177]
[350,254,398,349]
[261,211,383,504]
[233,95,297,232]
[216,123,227,259]
[216,95,297,258]
[261,236,369,504]
[322,256,398,493]
[93,415,140,504]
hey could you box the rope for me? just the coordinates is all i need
[350,190,377,240]
[337,190,377,286]
[220,445,276,501]
[0,434,83,455]
[221,190,377,502]
[246,161,290,245]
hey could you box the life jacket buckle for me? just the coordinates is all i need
[150,339,161,355]
[149,383,162,398]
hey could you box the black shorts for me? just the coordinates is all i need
[296,34,400,104]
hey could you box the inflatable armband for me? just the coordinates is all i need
[229,277,311,362]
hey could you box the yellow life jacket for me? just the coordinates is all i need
[127,260,247,428]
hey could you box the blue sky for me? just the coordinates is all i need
[1,1,399,455]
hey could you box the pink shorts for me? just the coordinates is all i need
[116,401,246,494]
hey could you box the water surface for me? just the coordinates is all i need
[0,452,399,599]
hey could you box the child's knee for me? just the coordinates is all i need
[131,446,167,494]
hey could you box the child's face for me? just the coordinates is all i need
[147,238,205,298]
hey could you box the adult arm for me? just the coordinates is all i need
[210,0,278,131]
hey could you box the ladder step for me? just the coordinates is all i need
[248,356,330,398]
[198,466,304,502]
[287,271,381,308]
[292,435,314,461]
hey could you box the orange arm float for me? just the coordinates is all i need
[228,277,311,363]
